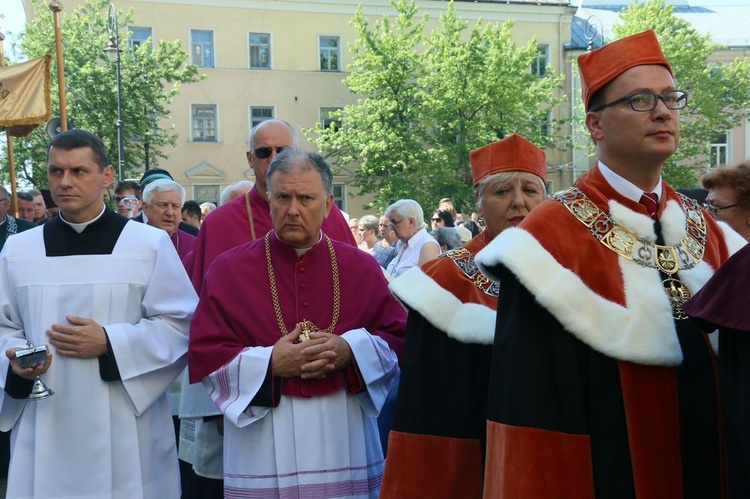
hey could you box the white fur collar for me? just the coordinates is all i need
[475,199,725,365]
[389,266,496,345]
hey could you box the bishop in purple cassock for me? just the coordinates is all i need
[189,150,405,498]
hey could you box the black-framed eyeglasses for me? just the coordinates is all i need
[591,90,688,112]
[431,217,441,222]
[703,202,739,216]
[254,146,288,159]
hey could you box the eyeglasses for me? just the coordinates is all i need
[389,219,406,229]
[591,90,688,112]
[253,146,288,159]
[703,202,739,216]
[0,198,8,203]
[431,217,441,222]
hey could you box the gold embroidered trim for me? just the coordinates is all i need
[444,247,499,298]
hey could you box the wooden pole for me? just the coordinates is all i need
[49,1,68,131]
[0,31,20,217]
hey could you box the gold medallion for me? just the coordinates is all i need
[655,245,678,274]
[296,320,320,343]
[662,277,692,320]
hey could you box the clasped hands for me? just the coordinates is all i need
[271,323,352,379]
[5,315,107,379]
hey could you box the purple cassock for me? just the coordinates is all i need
[684,242,750,498]
[187,231,406,497]
[189,231,405,384]
[184,185,355,293]
[170,229,196,264]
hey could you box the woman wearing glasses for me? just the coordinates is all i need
[701,160,750,240]
[381,134,547,498]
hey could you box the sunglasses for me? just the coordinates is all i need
[254,146,288,159]
[432,218,441,222]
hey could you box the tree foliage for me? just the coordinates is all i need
[614,0,750,187]
[2,0,203,187]
[309,0,565,212]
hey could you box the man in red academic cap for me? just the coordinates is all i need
[188,150,405,497]
[380,134,548,499]
[475,30,745,498]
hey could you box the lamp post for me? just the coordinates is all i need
[104,3,124,181]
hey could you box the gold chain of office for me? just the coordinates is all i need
[552,188,707,320]
[264,232,341,342]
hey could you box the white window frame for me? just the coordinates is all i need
[190,29,215,68]
[320,107,343,130]
[192,184,221,204]
[532,44,549,77]
[333,183,345,210]
[249,106,275,130]
[708,132,729,168]
[191,104,218,142]
[248,32,271,69]
[128,26,153,49]
[319,35,341,72]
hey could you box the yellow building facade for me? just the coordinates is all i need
[27,0,575,216]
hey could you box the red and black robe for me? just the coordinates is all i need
[475,166,744,499]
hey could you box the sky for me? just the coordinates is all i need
[1,0,27,62]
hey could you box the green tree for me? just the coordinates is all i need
[2,0,203,187]
[614,0,750,187]
[309,0,565,212]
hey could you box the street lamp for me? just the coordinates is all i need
[104,3,125,181]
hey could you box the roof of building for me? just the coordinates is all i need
[572,2,750,50]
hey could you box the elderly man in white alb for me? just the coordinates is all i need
[385,199,439,278]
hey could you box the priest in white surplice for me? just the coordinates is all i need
[188,150,406,498]
[0,130,197,499]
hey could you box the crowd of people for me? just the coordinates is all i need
[0,28,749,498]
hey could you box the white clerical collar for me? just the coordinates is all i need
[598,160,663,203]
[59,204,107,233]
[277,230,323,257]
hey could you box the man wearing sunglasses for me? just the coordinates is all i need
[179,119,355,497]
[476,30,745,498]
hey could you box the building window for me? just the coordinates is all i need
[193,184,220,204]
[191,29,214,68]
[250,107,274,129]
[333,184,345,210]
[532,44,549,77]
[320,107,343,130]
[191,104,218,142]
[249,33,271,69]
[537,111,552,139]
[709,133,728,168]
[128,26,152,49]
[319,36,341,71]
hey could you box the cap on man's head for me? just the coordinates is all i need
[578,30,672,111]
[139,168,173,188]
[470,134,547,187]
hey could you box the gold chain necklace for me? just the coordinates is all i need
[553,188,706,320]
[244,192,256,240]
[264,232,340,342]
